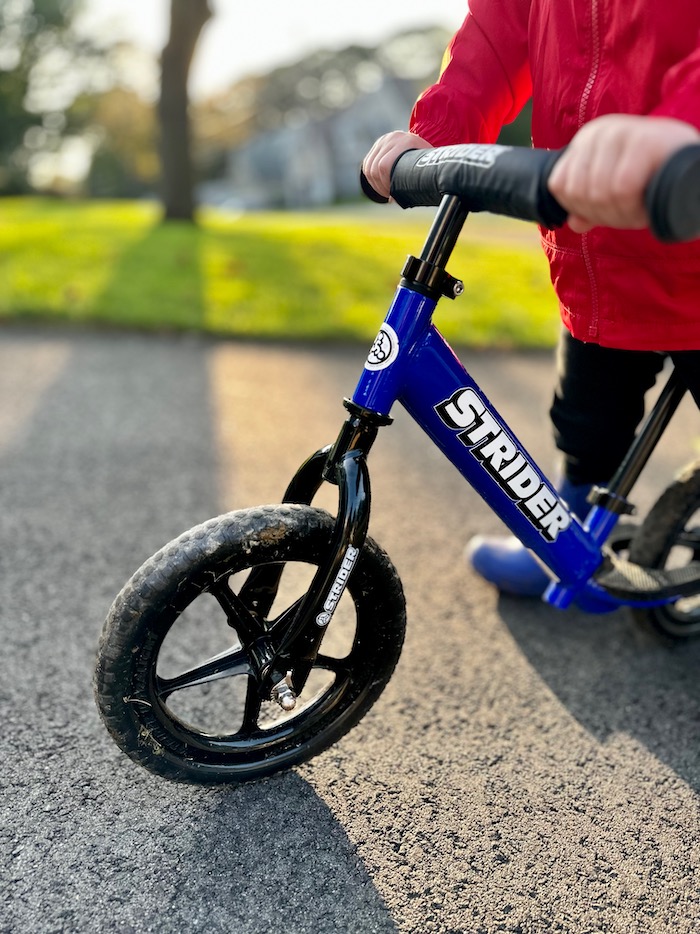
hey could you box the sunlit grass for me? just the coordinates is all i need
[0,197,559,347]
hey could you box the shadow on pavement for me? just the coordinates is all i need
[0,330,397,934]
[497,594,700,793]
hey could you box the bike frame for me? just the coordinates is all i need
[262,195,687,691]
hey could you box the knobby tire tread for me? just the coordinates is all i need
[628,460,700,640]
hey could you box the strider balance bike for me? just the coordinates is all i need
[94,143,700,784]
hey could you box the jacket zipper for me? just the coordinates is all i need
[578,0,602,340]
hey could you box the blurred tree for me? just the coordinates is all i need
[0,0,94,192]
[158,0,212,221]
[73,86,159,197]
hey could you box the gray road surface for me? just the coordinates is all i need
[2,328,700,934]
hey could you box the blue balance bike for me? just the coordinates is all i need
[95,143,700,783]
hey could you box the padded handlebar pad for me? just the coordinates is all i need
[390,144,568,229]
[387,142,700,243]
[645,144,700,243]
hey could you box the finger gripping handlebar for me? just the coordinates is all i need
[390,144,568,229]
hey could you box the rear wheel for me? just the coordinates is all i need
[629,461,700,639]
[94,504,406,783]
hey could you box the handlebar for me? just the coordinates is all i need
[361,143,700,244]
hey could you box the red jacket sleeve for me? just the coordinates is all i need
[651,32,700,130]
[409,0,533,146]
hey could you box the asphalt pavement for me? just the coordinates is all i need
[2,327,700,934]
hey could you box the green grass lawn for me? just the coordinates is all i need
[0,197,560,348]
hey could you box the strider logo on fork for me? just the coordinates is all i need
[316,545,361,627]
[435,387,572,542]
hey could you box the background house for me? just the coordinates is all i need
[194,28,454,210]
[214,76,416,209]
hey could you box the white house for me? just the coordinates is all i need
[200,76,417,210]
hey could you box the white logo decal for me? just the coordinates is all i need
[435,387,572,543]
[415,144,512,170]
[316,546,360,627]
[365,324,399,371]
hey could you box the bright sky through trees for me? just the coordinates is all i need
[76,0,462,100]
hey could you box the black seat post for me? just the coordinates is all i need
[593,366,687,514]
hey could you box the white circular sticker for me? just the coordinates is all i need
[365,323,399,371]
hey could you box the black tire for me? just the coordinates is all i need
[629,461,700,639]
[94,504,406,783]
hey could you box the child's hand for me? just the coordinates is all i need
[362,131,434,200]
[548,115,700,233]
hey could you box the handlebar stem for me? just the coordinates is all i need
[418,195,469,268]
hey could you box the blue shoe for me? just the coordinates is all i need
[466,479,596,597]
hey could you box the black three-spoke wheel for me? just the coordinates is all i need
[94,504,405,783]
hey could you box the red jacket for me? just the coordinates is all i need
[409,0,700,350]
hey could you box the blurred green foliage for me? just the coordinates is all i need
[0,0,88,192]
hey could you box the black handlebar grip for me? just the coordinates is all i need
[645,144,700,244]
[389,144,567,229]
[359,169,389,204]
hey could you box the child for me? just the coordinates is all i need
[362,1,700,596]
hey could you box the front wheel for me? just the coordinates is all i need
[629,461,700,639]
[94,504,406,783]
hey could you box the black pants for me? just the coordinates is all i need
[550,329,700,485]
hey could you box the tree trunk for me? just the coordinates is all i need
[158,0,212,221]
